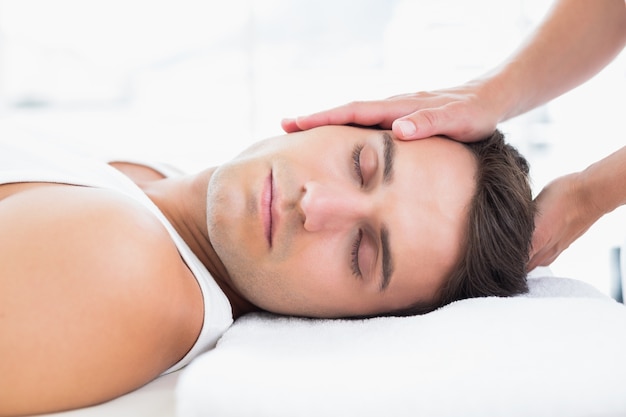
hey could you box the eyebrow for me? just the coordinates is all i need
[382,132,395,184]
[379,132,396,291]
[380,225,393,291]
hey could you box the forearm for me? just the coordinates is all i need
[580,146,626,218]
[477,0,626,122]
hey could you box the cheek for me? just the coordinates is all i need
[258,241,350,315]
[278,240,345,292]
[207,183,262,265]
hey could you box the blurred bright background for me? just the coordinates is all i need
[0,0,624,295]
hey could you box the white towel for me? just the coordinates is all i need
[177,275,626,417]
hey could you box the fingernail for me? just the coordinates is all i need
[395,120,416,137]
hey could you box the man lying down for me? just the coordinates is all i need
[0,125,534,415]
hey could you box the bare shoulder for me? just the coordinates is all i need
[0,183,182,279]
[0,184,203,415]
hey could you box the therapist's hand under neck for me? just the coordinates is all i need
[527,173,602,271]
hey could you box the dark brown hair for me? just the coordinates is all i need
[393,129,535,316]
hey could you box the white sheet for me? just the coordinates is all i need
[33,274,626,417]
[177,274,626,417]
[38,371,180,417]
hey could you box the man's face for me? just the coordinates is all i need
[206,126,477,318]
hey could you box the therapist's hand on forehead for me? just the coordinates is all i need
[282,0,626,270]
[281,81,499,143]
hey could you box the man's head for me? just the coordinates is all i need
[206,126,533,318]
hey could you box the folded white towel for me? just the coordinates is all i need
[524,273,610,299]
[177,276,626,417]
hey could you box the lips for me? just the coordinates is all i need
[262,170,273,247]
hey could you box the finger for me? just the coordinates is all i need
[290,101,398,132]
[392,108,451,140]
[527,251,547,271]
[527,230,549,271]
[527,251,545,271]
[281,118,301,133]
[529,232,544,261]
[391,107,459,141]
[393,105,492,142]
[528,244,562,271]
[392,119,419,140]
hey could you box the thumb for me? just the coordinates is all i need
[392,108,447,140]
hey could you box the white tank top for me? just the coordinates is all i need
[0,139,233,374]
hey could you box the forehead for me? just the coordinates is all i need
[384,135,477,307]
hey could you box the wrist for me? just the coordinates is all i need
[577,168,614,220]
[470,68,522,124]
[579,147,626,217]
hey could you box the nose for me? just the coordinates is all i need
[299,181,368,232]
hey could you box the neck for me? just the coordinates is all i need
[141,169,258,319]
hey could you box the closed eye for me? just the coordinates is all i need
[351,144,364,186]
